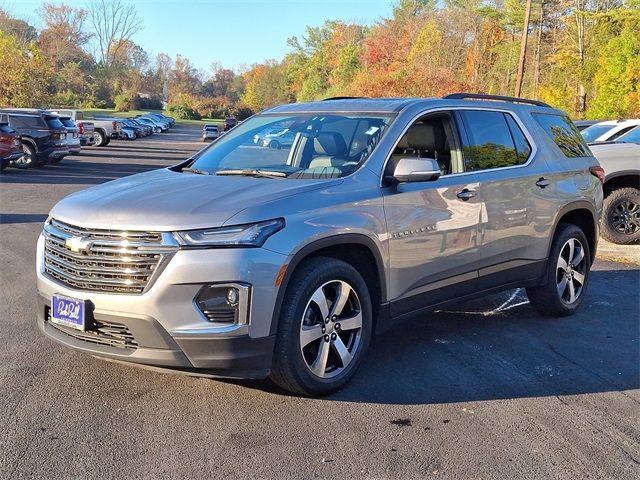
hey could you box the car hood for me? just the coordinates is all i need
[49,168,341,231]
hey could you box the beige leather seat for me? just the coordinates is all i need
[391,122,450,174]
[309,132,350,168]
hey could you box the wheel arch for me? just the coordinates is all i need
[603,171,640,197]
[269,234,387,336]
[20,136,37,152]
[550,202,598,267]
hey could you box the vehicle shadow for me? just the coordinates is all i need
[229,268,640,404]
[0,161,170,185]
[0,213,49,224]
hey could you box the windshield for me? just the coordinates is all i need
[187,113,394,179]
[581,124,614,142]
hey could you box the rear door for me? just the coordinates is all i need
[455,109,555,287]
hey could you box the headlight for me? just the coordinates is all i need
[173,218,285,247]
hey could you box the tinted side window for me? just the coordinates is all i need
[505,114,532,163]
[533,113,591,158]
[619,127,640,144]
[9,115,43,128]
[460,110,519,171]
[608,126,635,141]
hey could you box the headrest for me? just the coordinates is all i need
[314,132,347,156]
[406,123,436,149]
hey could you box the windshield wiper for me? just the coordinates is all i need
[181,167,210,175]
[216,169,288,178]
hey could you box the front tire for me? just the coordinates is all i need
[15,142,37,169]
[270,257,372,396]
[269,140,280,149]
[601,187,640,244]
[526,223,591,317]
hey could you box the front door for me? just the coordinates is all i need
[382,112,483,317]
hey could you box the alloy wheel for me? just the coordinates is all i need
[299,280,363,379]
[556,237,587,304]
[15,144,33,168]
[611,200,640,235]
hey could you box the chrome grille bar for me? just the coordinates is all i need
[43,219,178,294]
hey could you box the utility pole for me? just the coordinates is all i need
[515,0,533,97]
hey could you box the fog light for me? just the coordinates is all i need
[226,288,238,306]
[195,284,249,324]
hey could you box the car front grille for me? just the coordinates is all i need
[43,219,178,294]
[46,306,138,350]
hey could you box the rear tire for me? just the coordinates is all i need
[270,257,372,396]
[601,187,640,244]
[526,223,591,317]
[269,140,280,149]
[93,130,110,147]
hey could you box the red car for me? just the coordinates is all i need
[223,117,238,131]
[0,122,23,171]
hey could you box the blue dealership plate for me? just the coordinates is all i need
[51,294,85,331]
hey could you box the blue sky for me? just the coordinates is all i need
[6,0,395,73]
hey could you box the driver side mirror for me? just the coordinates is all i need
[385,158,441,184]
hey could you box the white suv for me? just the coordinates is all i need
[581,119,640,143]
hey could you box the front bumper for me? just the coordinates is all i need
[36,235,286,378]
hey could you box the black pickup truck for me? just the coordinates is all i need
[0,109,69,167]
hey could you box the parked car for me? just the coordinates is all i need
[263,128,295,149]
[135,116,167,133]
[49,110,95,147]
[0,109,69,167]
[573,119,605,131]
[127,118,153,136]
[138,114,170,131]
[615,125,640,144]
[119,119,142,138]
[50,109,116,147]
[588,140,640,244]
[0,122,23,171]
[581,119,640,143]
[223,117,238,131]
[253,127,285,145]
[148,112,175,127]
[56,116,81,155]
[36,94,603,396]
[202,125,220,142]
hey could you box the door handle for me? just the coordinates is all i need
[536,177,550,188]
[456,188,476,201]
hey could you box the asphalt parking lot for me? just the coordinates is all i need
[1,125,639,479]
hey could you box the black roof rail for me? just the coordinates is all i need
[321,96,368,101]
[443,93,552,108]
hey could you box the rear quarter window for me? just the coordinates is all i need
[533,113,591,158]
[9,115,45,128]
[44,116,65,130]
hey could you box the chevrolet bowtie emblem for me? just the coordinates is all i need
[65,236,92,253]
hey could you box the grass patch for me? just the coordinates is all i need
[83,108,223,126]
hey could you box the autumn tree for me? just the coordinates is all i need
[0,31,52,107]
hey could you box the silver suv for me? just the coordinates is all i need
[36,94,603,396]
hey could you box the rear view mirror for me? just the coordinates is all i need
[386,158,441,184]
